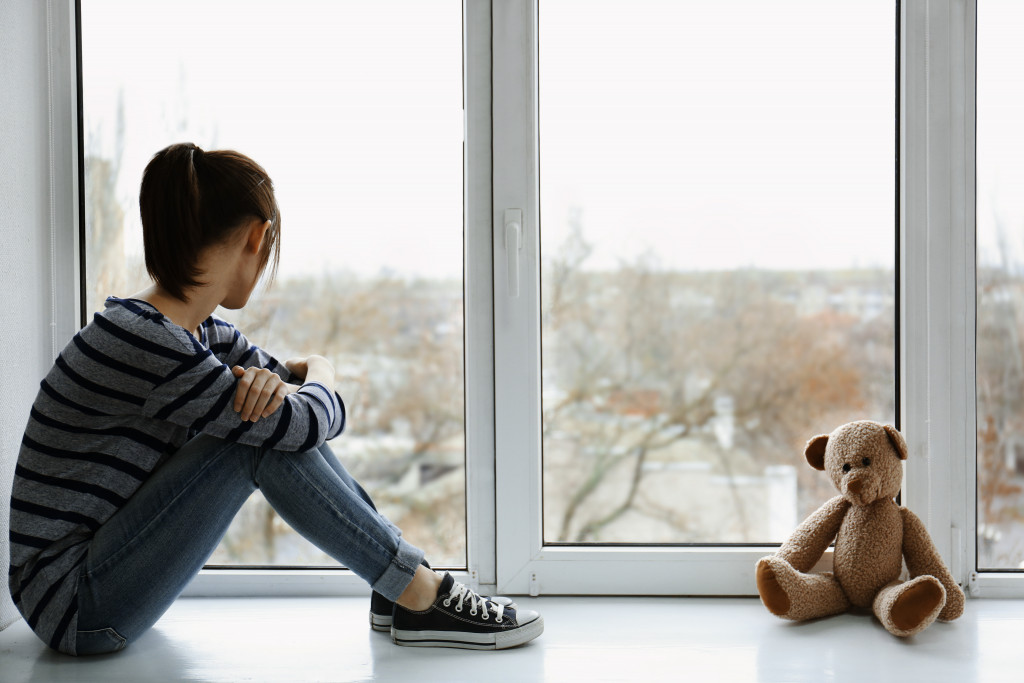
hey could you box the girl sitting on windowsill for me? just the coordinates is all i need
[8,143,542,656]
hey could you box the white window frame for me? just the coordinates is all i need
[902,0,1023,599]
[56,0,496,597]
[49,0,1024,597]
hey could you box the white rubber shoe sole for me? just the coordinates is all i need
[391,613,544,650]
[372,597,518,634]
[370,612,392,633]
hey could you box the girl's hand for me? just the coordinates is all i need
[285,355,336,391]
[231,366,298,422]
[284,356,310,380]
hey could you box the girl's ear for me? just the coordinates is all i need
[244,219,271,255]
[805,434,829,471]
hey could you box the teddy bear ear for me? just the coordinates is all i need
[804,434,829,471]
[883,424,908,460]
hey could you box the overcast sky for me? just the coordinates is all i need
[82,0,1022,280]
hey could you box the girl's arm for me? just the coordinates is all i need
[204,316,299,383]
[142,334,345,451]
[207,318,344,438]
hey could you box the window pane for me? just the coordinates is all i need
[82,0,466,566]
[977,0,1024,571]
[540,0,895,544]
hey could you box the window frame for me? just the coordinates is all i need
[68,0,495,596]
[494,0,906,595]
[900,0,1024,599]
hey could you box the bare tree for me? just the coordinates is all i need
[976,216,1024,566]
[542,215,889,543]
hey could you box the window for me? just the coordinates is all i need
[81,0,467,568]
[492,0,896,594]
[68,0,1024,597]
[538,0,896,546]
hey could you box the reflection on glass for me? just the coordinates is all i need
[82,0,466,566]
[540,0,896,543]
[977,0,1024,571]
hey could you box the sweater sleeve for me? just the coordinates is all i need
[141,327,345,451]
[204,315,298,382]
[203,316,346,440]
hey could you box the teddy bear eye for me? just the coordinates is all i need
[862,457,871,467]
[842,463,852,473]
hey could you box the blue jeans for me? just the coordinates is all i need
[73,434,424,655]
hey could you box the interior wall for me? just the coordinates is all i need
[0,0,68,629]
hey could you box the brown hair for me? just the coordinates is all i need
[139,142,281,301]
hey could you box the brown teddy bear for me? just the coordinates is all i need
[755,420,965,637]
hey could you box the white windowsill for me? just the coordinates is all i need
[2,595,1021,682]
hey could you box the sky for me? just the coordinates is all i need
[81,0,1023,280]
[977,0,1024,269]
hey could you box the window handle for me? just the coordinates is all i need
[504,209,523,298]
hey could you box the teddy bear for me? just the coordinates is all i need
[755,420,964,637]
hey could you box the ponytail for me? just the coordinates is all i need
[139,143,281,301]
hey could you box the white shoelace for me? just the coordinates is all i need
[443,581,506,623]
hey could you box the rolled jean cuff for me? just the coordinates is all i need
[371,538,426,602]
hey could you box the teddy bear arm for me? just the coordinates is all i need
[900,507,953,580]
[777,496,850,573]
[900,507,965,621]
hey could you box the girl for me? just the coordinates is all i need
[9,143,542,655]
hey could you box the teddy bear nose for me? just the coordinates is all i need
[847,479,863,495]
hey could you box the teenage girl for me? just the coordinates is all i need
[9,143,542,655]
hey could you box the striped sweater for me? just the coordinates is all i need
[8,297,345,654]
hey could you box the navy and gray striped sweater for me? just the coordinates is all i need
[9,297,345,654]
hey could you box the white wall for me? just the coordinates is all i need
[0,0,80,630]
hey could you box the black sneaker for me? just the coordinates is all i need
[391,572,543,649]
[370,573,518,633]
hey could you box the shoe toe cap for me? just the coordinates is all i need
[511,608,540,626]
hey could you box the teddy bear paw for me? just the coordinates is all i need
[937,581,965,622]
[757,556,851,622]
[756,557,792,617]
[881,576,946,637]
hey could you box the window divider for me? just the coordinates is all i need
[49,0,83,348]
[492,0,546,596]
[464,0,499,593]
[899,0,980,591]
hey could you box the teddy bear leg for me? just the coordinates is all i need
[873,576,946,637]
[756,556,850,621]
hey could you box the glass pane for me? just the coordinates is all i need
[82,0,466,566]
[540,0,896,544]
[977,0,1024,571]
